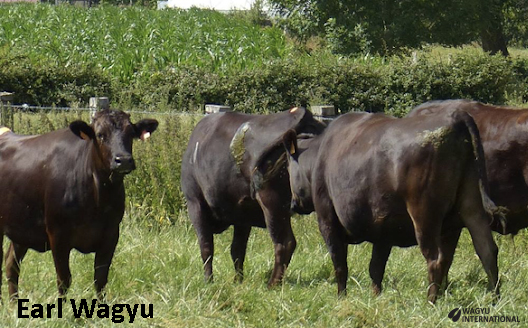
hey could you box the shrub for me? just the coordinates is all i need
[120,52,518,116]
[0,48,112,106]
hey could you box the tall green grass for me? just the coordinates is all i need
[0,4,288,82]
[1,213,527,327]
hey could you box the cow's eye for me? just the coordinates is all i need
[97,133,106,141]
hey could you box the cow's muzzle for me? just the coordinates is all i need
[113,155,136,174]
[291,199,313,215]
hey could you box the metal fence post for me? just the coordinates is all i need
[205,104,231,114]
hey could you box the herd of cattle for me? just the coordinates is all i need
[0,99,527,304]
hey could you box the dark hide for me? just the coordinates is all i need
[408,99,528,235]
[0,110,158,300]
[180,107,325,286]
[263,110,501,303]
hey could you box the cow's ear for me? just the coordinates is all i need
[134,119,159,141]
[250,129,298,199]
[70,121,95,141]
[282,129,298,158]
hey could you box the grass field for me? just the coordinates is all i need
[1,110,528,327]
[1,211,527,327]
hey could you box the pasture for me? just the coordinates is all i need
[0,109,527,327]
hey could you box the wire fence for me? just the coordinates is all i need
[0,102,206,133]
[0,100,334,221]
[0,103,205,116]
[0,102,335,133]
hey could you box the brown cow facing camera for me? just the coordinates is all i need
[0,110,158,300]
[257,109,503,303]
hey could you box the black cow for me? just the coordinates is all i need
[259,110,502,303]
[181,107,325,286]
[0,110,158,300]
[408,99,528,235]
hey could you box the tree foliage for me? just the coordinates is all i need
[503,0,528,47]
[269,0,513,55]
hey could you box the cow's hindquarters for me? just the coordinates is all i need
[453,110,500,297]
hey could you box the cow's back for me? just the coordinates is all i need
[0,128,91,200]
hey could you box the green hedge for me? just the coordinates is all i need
[0,51,112,107]
[1,50,525,115]
[116,51,528,116]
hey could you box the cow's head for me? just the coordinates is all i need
[283,133,317,215]
[238,107,324,195]
[69,110,158,175]
[252,129,316,214]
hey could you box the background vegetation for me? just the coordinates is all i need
[1,3,528,327]
[3,4,528,113]
[269,0,512,55]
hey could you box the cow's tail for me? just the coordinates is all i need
[452,110,508,233]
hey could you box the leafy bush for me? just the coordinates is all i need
[120,51,519,116]
[0,48,112,106]
[381,51,515,116]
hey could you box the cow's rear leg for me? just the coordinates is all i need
[187,199,215,282]
[416,231,443,303]
[438,228,462,291]
[316,206,348,295]
[266,217,296,288]
[407,204,446,303]
[465,224,499,297]
[369,243,392,295]
[257,193,297,288]
[5,242,29,301]
[231,225,251,283]
[94,229,119,301]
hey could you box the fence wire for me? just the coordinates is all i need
[0,103,334,133]
[0,103,205,116]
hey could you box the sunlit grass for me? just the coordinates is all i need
[1,210,527,327]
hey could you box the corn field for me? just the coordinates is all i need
[0,3,288,82]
